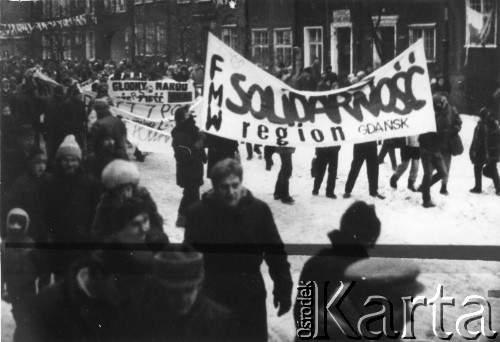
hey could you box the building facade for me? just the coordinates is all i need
[1,0,498,112]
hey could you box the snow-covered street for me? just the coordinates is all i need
[2,114,500,341]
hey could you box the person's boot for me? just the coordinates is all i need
[390,175,398,189]
[423,200,436,208]
[440,184,448,195]
[280,182,295,204]
[407,180,417,192]
[175,215,186,228]
[470,175,482,193]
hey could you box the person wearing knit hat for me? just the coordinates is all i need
[56,134,82,160]
[42,134,102,279]
[2,208,40,333]
[294,202,422,341]
[92,160,167,247]
[119,244,235,341]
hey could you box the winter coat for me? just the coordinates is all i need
[1,112,17,151]
[1,236,39,301]
[294,230,422,341]
[84,151,126,181]
[115,281,234,342]
[205,135,239,177]
[2,144,31,191]
[90,109,128,158]
[43,96,68,160]
[440,105,463,155]
[171,116,205,188]
[16,273,120,342]
[62,97,88,150]
[185,189,293,307]
[91,186,167,247]
[418,105,449,152]
[487,119,500,163]
[6,172,52,242]
[42,167,102,244]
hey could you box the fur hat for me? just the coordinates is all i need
[6,208,30,235]
[101,160,140,189]
[103,197,149,239]
[56,135,82,160]
[152,244,204,290]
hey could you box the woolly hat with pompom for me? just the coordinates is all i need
[56,135,82,160]
[101,159,140,189]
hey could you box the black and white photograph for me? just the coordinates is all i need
[1,0,499,340]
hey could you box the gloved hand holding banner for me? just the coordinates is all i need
[200,33,436,147]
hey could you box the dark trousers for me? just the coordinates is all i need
[420,148,448,202]
[313,147,340,195]
[274,152,293,198]
[264,146,276,168]
[378,141,397,169]
[178,186,200,217]
[345,142,379,195]
[245,143,262,158]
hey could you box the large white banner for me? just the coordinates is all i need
[200,33,436,147]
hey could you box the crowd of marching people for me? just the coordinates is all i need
[1,53,500,341]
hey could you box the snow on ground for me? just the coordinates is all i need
[2,114,500,341]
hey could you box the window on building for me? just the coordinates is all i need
[145,23,156,55]
[134,0,143,4]
[157,21,167,56]
[62,0,70,16]
[372,16,398,67]
[466,0,497,47]
[52,0,61,17]
[252,29,269,69]
[304,26,323,70]
[43,0,52,18]
[116,0,126,11]
[274,28,292,68]
[75,33,84,46]
[85,0,94,13]
[75,0,85,9]
[408,24,436,61]
[222,25,238,50]
[63,34,72,60]
[86,31,95,59]
[43,35,51,59]
[135,23,145,55]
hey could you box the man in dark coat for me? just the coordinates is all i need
[418,94,449,208]
[114,245,235,341]
[429,95,462,195]
[90,99,128,158]
[205,134,239,177]
[43,85,68,167]
[62,84,88,157]
[171,105,206,227]
[294,202,422,341]
[185,158,293,341]
[42,135,102,278]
